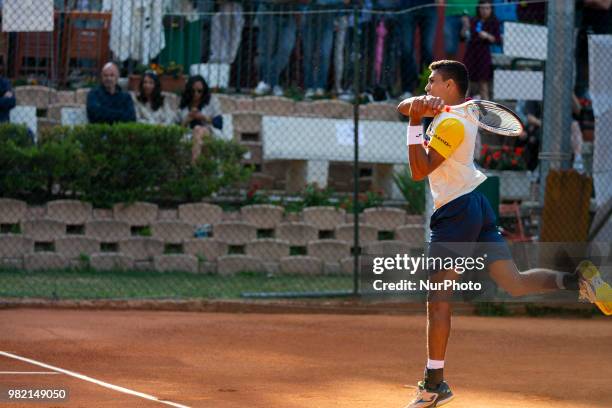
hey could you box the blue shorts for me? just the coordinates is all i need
[428,190,512,268]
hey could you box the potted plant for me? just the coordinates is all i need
[478,144,531,200]
[128,62,186,93]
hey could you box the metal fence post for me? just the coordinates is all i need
[539,0,575,201]
[352,4,361,296]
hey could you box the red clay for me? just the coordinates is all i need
[0,309,610,408]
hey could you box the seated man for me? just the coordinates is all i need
[86,62,135,124]
[0,75,16,123]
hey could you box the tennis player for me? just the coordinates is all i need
[397,60,611,407]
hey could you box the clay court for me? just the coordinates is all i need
[0,308,610,407]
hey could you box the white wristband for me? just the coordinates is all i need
[407,125,424,146]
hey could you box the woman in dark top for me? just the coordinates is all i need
[179,75,223,162]
[463,0,501,100]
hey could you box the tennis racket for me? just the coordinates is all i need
[439,99,524,137]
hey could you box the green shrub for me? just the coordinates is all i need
[393,167,426,214]
[0,124,36,198]
[0,123,250,207]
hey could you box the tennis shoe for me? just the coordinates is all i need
[404,381,454,407]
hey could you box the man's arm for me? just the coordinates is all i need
[86,88,103,123]
[119,94,136,122]
[409,145,446,181]
[405,96,447,180]
[397,95,443,118]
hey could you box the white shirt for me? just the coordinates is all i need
[426,111,487,210]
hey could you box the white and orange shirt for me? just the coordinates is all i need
[425,112,486,210]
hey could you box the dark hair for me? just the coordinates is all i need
[180,75,211,110]
[429,60,470,97]
[477,0,495,20]
[137,72,165,111]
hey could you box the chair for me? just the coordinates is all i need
[10,106,38,139]
[62,11,111,82]
[499,202,533,242]
[14,13,61,81]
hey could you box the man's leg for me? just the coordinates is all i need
[315,15,335,91]
[418,7,438,69]
[488,259,578,297]
[425,268,460,389]
[405,269,458,407]
[399,12,417,95]
[443,15,461,60]
[256,4,275,87]
[333,15,348,93]
[191,125,211,163]
[271,12,297,88]
[407,193,483,407]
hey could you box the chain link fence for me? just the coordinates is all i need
[0,0,610,303]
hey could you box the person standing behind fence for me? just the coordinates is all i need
[574,0,612,99]
[132,72,177,126]
[0,75,16,123]
[397,0,438,99]
[209,1,245,64]
[179,75,223,163]
[334,0,372,101]
[254,0,300,96]
[302,0,346,99]
[442,0,477,60]
[86,62,136,124]
[463,0,500,100]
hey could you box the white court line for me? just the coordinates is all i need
[0,351,191,408]
[0,371,59,375]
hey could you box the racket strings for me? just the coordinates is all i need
[470,102,522,134]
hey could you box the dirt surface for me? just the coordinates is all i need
[0,309,610,408]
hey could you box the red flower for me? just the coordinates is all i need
[485,156,492,165]
[511,159,518,166]
[247,183,260,199]
[493,151,502,160]
[515,147,524,156]
[502,145,510,152]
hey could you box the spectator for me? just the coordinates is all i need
[397,0,438,99]
[302,0,346,99]
[133,72,176,126]
[372,0,400,100]
[463,0,501,100]
[574,0,612,98]
[254,0,300,96]
[571,93,585,171]
[86,62,136,124]
[334,0,372,101]
[209,1,245,64]
[0,75,16,123]
[514,100,541,172]
[179,75,223,162]
[333,5,350,96]
[442,0,478,60]
[337,0,374,101]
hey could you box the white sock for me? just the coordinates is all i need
[426,359,444,370]
[555,273,566,289]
